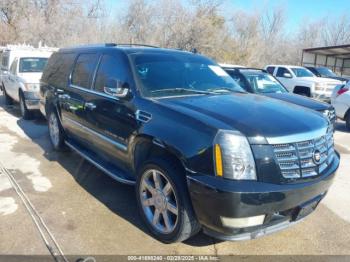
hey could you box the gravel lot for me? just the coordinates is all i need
[0,92,349,260]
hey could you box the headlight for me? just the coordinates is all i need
[315,82,326,91]
[213,130,256,180]
[24,83,39,91]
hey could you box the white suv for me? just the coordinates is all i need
[331,83,350,130]
[1,48,53,119]
[265,65,343,102]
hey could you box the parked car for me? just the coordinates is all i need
[222,66,336,125]
[1,46,53,119]
[306,66,349,82]
[265,65,343,102]
[40,44,339,243]
[331,83,350,130]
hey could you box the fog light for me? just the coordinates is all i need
[220,215,265,228]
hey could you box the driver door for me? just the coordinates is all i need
[275,67,294,92]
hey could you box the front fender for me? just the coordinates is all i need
[135,114,217,176]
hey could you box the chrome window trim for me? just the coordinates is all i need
[64,117,127,151]
[69,84,120,101]
[266,126,328,144]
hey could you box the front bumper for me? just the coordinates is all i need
[23,91,40,110]
[187,152,339,240]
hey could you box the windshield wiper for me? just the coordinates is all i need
[151,88,214,95]
[207,87,247,94]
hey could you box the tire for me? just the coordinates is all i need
[136,157,201,243]
[48,109,65,150]
[19,93,32,120]
[346,112,350,131]
[3,88,13,105]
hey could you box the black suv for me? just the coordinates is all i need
[40,44,339,243]
[306,66,349,82]
[222,67,336,125]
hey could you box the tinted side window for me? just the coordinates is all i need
[42,52,76,89]
[94,54,128,93]
[1,55,9,70]
[276,67,290,77]
[72,53,99,89]
[10,59,18,74]
[227,72,249,91]
[266,66,275,74]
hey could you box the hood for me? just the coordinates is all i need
[299,76,342,84]
[264,93,330,111]
[322,76,349,82]
[17,72,43,84]
[157,93,328,142]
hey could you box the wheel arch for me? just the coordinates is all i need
[344,107,350,121]
[131,135,188,176]
[293,85,311,96]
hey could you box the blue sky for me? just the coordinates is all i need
[228,0,350,30]
[106,0,350,30]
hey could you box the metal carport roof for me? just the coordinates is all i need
[303,44,350,59]
[301,44,350,76]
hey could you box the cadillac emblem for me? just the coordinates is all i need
[313,150,321,164]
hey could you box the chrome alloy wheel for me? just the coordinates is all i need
[139,169,179,234]
[49,113,60,147]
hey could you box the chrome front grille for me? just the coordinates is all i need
[320,108,336,124]
[272,129,335,179]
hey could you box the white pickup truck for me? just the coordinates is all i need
[1,47,53,119]
[265,65,344,102]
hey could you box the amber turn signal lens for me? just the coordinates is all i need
[215,144,223,177]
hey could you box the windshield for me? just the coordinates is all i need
[291,68,314,78]
[131,53,245,97]
[19,57,48,73]
[317,67,337,77]
[242,71,287,93]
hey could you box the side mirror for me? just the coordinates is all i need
[104,79,130,98]
[283,72,292,78]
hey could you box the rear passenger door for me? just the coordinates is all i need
[60,53,100,148]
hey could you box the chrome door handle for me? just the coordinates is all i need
[58,94,70,99]
[85,102,96,110]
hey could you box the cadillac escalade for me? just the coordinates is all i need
[40,44,339,243]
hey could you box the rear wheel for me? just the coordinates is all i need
[48,109,65,150]
[346,111,350,131]
[136,157,200,243]
[19,93,32,120]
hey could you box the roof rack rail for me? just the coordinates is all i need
[106,43,160,48]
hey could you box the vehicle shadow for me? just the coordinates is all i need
[0,93,218,247]
[334,120,348,133]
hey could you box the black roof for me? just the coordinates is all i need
[223,67,267,73]
[59,43,192,56]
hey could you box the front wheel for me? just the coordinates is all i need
[136,158,200,243]
[19,93,32,120]
[346,112,350,131]
[48,110,65,150]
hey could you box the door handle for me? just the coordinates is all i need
[85,102,96,110]
[58,94,70,100]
